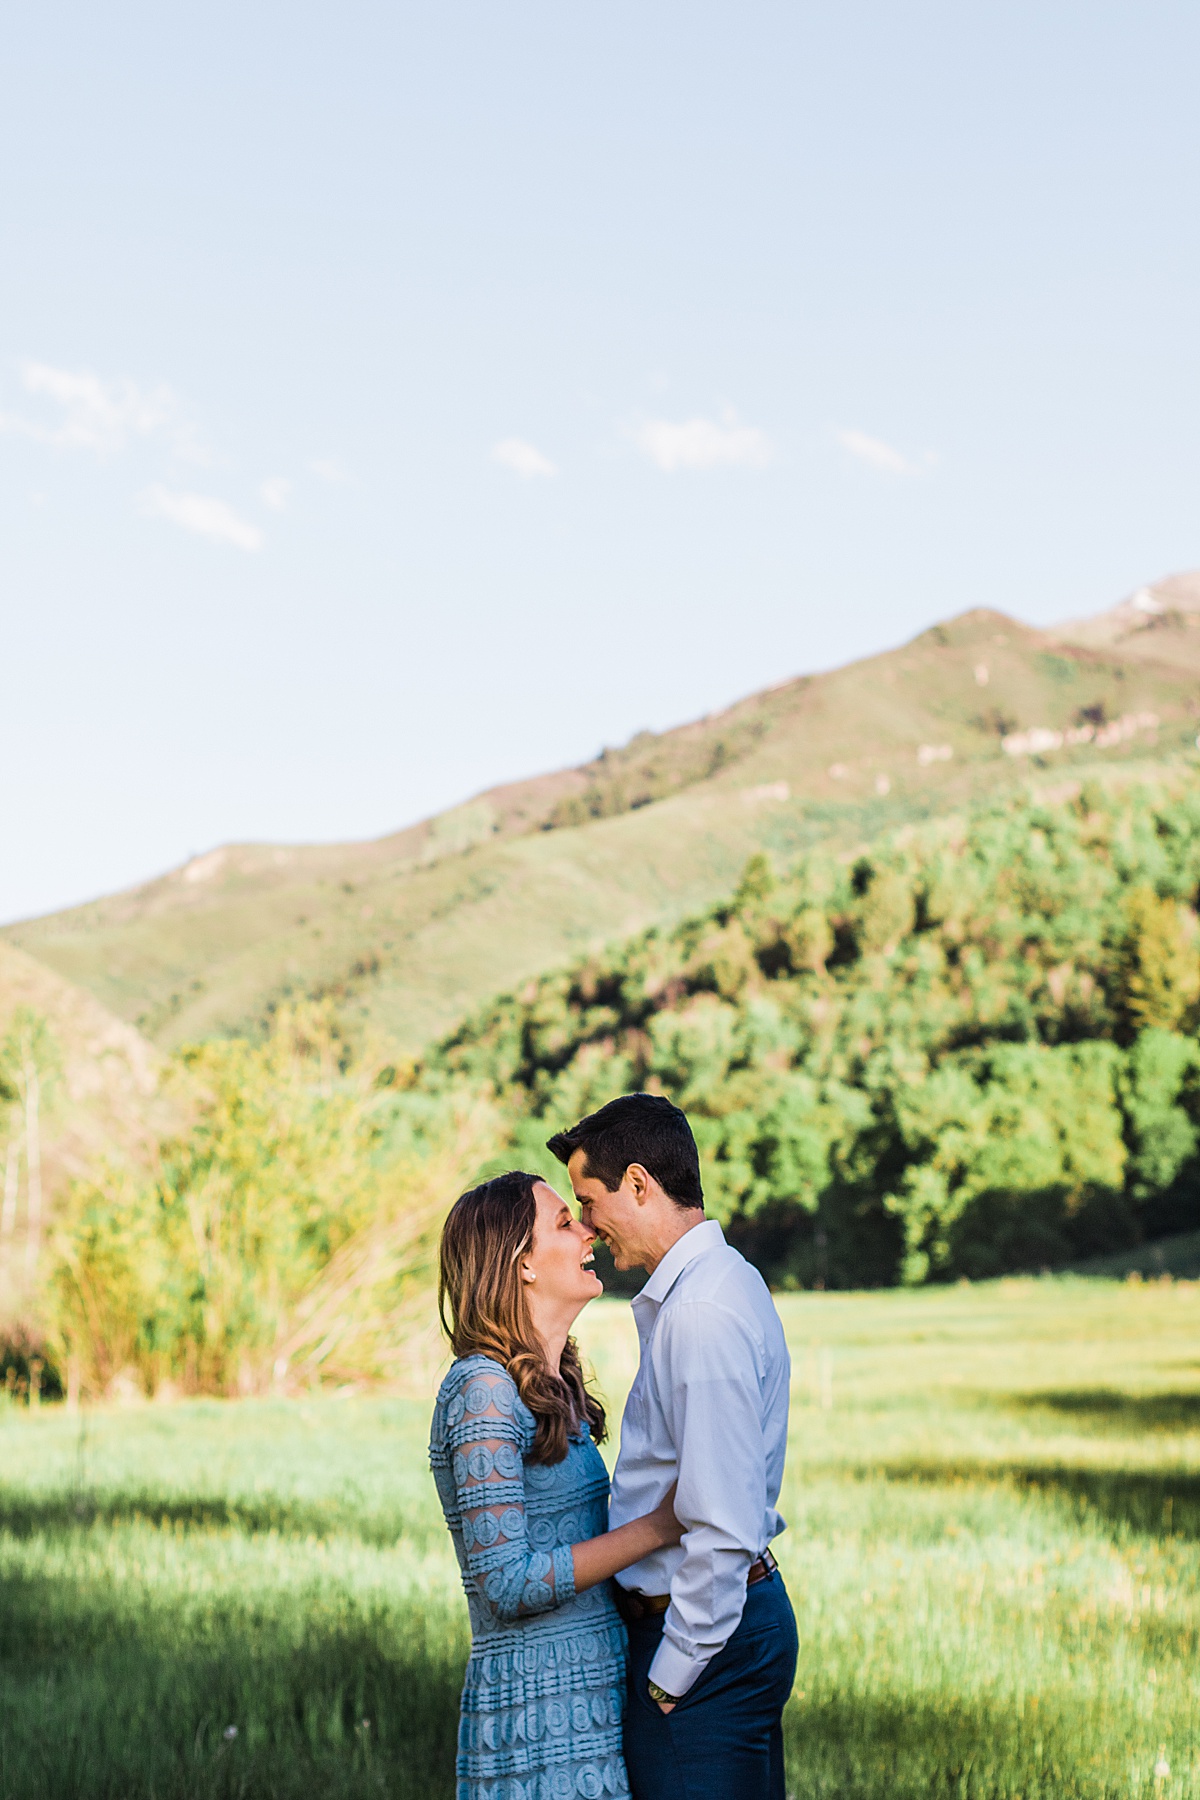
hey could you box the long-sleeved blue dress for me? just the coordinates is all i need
[429,1353,630,1800]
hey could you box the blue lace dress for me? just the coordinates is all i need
[429,1354,630,1800]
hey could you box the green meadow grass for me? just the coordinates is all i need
[1,1278,1198,1798]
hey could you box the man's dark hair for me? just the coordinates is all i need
[546,1093,703,1210]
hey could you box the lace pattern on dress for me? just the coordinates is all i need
[446,1365,577,1624]
[431,1355,629,1800]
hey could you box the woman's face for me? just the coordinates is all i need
[524,1180,602,1309]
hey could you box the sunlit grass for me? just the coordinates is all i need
[2,1277,1199,1797]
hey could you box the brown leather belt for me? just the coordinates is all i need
[615,1548,778,1625]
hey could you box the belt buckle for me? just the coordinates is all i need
[748,1547,778,1587]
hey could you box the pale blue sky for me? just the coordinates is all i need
[2,2,1198,922]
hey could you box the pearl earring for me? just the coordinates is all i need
[523,1269,536,1283]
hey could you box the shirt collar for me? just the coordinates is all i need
[633,1218,725,1311]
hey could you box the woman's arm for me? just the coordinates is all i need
[571,1485,681,1594]
[447,1367,680,1620]
[449,1368,574,1624]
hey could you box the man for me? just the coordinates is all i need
[547,1092,797,1800]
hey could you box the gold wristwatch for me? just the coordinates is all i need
[647,1681,680,1706]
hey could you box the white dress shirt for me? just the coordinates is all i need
[608,1218,790,1698]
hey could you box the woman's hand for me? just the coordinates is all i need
[646,1481,684,1548]
[571,1481,682,1592]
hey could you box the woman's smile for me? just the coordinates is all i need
[525,1181,603,1303]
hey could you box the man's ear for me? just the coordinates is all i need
[625,1162,651,1206]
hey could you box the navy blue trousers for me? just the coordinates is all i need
[623,1571,798,1800]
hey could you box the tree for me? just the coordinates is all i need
[0,1066,18,1250]
[0,1009,57,1280]
[420,777,1200,1283]
[1116,885,1200,1037]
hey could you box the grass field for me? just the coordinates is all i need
[1,1278,1198,1798]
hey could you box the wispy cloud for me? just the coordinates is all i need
[492,437,557,479]
[0,361,179,455]
[836,428,919,476]
[260,476,291,511]
[636,414,771,472]
[309,457,350,484]
[142,486,263,552]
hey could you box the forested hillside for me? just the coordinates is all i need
[419,771,1200,1287]
[30,768,1200,1397]
[20,576,1200,1393]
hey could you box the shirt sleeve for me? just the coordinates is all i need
[445,1365,576,1624]
[647,1299,767,1698]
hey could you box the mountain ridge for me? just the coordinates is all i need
[7,578,1200,1052]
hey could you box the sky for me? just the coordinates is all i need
[2,2,1199,924]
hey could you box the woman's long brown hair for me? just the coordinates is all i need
[438,1170,606,1465]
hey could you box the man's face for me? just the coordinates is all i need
[566,1149,645,1271]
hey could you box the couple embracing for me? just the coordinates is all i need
[430,1093,797,1800]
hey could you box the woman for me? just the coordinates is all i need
[430,1170,681,1800]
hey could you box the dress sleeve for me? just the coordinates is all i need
[445,1364,576,1624]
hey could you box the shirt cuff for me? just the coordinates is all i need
[648,1634,710,1699]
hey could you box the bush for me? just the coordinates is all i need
[47,1006,500,1400]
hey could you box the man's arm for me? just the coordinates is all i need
[648,1297,768,1700]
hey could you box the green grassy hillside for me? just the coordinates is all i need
[8,589,1200,1053]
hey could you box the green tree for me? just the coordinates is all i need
[1117,885,1199,1036]
[1118,1028,1200,1204]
